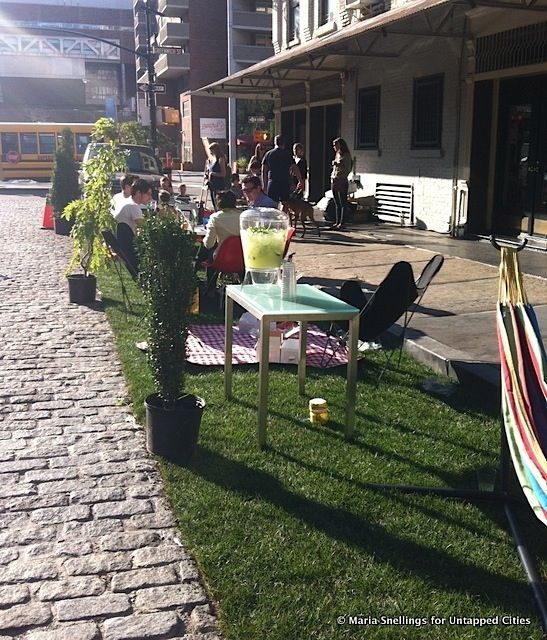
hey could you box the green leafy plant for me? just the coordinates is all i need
[50,128,80,216]
[137,213,197,408]
[62,118,127,277]
[236,156,248,172]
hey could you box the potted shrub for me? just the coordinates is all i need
[62,117,127,304]
[50,128,80,236]
[137,213,204,465]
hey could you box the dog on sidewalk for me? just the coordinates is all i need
[282,197,321,238]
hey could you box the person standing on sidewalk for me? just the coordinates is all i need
[330,137,352,230]
[206,143,228,210]
[292,142,308,196]
[261,135,304,204]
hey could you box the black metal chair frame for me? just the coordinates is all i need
[101,229,138,317]
[393,253,445,368]
[322,255,445,375]
[321,261,418,378]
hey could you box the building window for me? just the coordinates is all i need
[256,0,272,13]
[356,86,380,149]
[254,33,273,47]
[412,74,443,149]
[182,142,191,163]
[181,101,190,119]
[288,0,300,41]
[319,0,335,25]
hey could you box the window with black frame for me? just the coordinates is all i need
[356,86,380,149]
[411,74,444,149]
[288,0,300,41]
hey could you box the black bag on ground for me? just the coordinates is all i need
[323,199,356,223]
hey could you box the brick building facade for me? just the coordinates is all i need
[137,0,273,170]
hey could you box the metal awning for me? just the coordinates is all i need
[193,0,465,99]
[193,0,547,100]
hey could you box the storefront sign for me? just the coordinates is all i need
[199,118,226,139]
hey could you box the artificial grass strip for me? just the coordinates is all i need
[99,267,546,640]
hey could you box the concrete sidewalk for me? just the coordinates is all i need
[292,222,546,389]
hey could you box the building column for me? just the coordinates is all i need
[228,97,237,168]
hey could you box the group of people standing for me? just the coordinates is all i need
[206,134,353,230]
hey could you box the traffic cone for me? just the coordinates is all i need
[41,193,54,230]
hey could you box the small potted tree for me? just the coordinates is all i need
[137,213,205,465]
[50,128,80,236]
[62,117,127,303]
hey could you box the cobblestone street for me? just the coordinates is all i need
[0,195,220,640]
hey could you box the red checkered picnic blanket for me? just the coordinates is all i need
[187,324,348,368]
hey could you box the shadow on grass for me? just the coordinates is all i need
[189,445,532,616]
[269,447,504,540]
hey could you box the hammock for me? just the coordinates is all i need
[497,247,547,526]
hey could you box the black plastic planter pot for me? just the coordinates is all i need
[67,274,96,304]
[54,217,73,236]
[145,394,205,465]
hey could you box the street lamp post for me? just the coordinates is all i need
[143,0,158,155]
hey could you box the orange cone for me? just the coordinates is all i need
[41,193,54,230]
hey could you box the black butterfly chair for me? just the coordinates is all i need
[101,229,138,316]
[320,261,418,377]
[415,254,444,310]
[397,254,444,363]
[116,222,140,276]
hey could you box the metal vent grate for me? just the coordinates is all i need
[374,183,414,226]
[476,22,547,73]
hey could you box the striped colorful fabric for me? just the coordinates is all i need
[497,248,547,525]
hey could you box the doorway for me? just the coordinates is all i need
[493,74,547,237]
[280,108,306,151]
[308,104,341,202]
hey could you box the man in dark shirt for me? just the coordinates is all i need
[261,135,304,203]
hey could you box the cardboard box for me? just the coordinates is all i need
[279,336,300,364]
[256,327,282,363]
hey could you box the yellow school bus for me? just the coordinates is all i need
[0,122,94,181]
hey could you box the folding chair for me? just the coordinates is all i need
[199,235,245,305]
[283,227,296,257]
[396,253,444,366]
[320,261,418,377]
[101,229,138,316]
[116,222,139,275]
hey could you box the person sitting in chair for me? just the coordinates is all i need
[202,190,241,259]
[111,174,135,217]
[241,175,278,209]
[175,183,191,204]
[114,179,152,235]
[157,189,181,222]
[230,173,244,200]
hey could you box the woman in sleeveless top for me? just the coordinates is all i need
[247,143,263,173]
[207,142,227,210]
[330,137,352,230]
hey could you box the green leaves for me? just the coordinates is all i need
[62,119,127,277]
[137,214,197,406]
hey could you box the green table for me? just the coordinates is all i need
[224,284,360,447]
